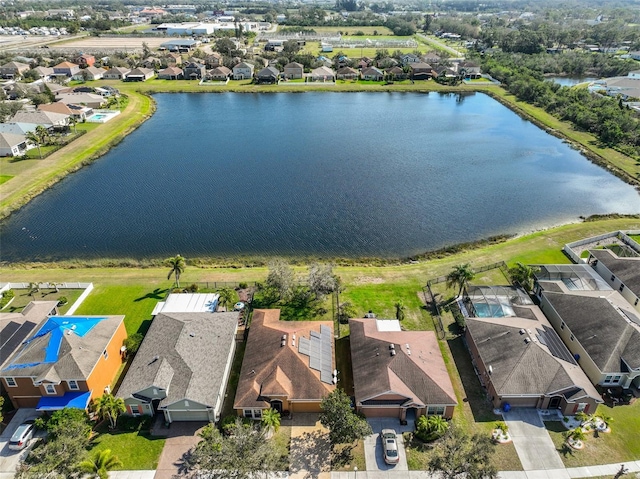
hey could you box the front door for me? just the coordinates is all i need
[548,397,561,409]
[270,400,283,413]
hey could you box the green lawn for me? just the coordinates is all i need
[220,342,247,420]
[74,284,167,335]
[1,288,84,314]
[0,175,12,185]
[629,234,640,243]
[90,427,165,470]
[283,25,393,35]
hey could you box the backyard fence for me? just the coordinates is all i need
[564,230,640,264]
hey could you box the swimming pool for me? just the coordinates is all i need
[86,110,121,123]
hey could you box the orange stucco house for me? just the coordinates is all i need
[0,313,126,410]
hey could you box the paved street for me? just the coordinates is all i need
[503,409,564,471]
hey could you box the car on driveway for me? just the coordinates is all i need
[8,420,35,451]
[381,429,399,465]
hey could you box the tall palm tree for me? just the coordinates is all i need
[35,125,49,146]
[79,449,122,479]
[93,394,126,429]
[446,263,475,297]
[25,131,42,158]
[165,254,186,288]
[509,262,535,292]
[218,287,236,311]
[69,116,77,134]
[261,408,281,438]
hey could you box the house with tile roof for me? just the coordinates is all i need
[117,311,238,423]
[53,61,80,77]
[234,309,335,419]
[463,284,602,415]
[158,66,184,80]
[535,265,640,391]
[0,314,126,410]
[588,248,640,312]
[349,318,456,420]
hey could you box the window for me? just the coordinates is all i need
[68,380,79,390]
[253,409,262,419]
[5,377,17,387]
[44,384,56,395]
[243,409,252,418]
[560,321,565,330]
[576,403,587,413]
[619,284,625,292]
[611,274,616,281]
[635,298,639,306]
[102,350,108,360]
[184,400,190,407]
[427,406,446,416]
[613,375,621,383]
[570,334,575,342]
[604,375,613,383]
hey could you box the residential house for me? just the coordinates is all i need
[158,67,184,80]
[103,67,131,80]
[0,314,127,410]
[358,57,373,69]
[118,311,238,423]
[182,62,206,80]
[336,66,358,80]
[53,61,81,78]
[0,62,31,79]
[0,301,59,365]
[401,53,420,65]
[588,248,640,312]
[534,264,640,391]
[72,66,107,81]
[0,122,37,136]
[234,309,335,418]
[233,62,254,80]
[206,66,231,81]
[204,53,223,69]
[377,57,398,69]
[422,52,441,64]
[434,65,457,80]
[349,318,457,420]
[45,82,73,95]
[39,102,91,121]
[164,53,183,66]
[74,54,95,68]
[0,132,28,157]
[256,67,279,84]
[361,67,384,81]
[385,66,406,80]
[463,284,603,415]
[56,92,107,109]
[32,66,54,80]
[141,57,162,70]
[283,62,304,80]
[124,68,155,82]
[457,61,481,79]
[309,66,335,82]
[11,110,70,130]
[409,62,433,80]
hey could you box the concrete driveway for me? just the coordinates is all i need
[153,421,207,479]
[363,418,414,472]
[503,409,564,471]
[0,408,42,475]
[289,413,331,479]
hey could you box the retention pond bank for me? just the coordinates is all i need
[1,91,639,262]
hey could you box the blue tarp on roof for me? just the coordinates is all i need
[36,391,91,411]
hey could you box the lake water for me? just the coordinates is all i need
[1,92,639,261]
[547,77,597,87]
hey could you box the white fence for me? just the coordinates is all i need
[0,282,93,314]
[563,230,640,263]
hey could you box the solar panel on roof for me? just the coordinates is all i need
[537,326,577,364]
[321,370,333,383]
[310,331,321,339]
[310,356,321,370]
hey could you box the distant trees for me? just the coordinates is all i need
[320,389,372,446]
[166,254,186,288]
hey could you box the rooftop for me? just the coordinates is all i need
[590,248,640,296]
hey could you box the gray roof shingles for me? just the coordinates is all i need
[590,249,640,296]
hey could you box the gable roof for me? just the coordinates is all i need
[257,66,279,77]
[0,132,26,148]
[233,62,254,70]
[159,66,183,75]
[590,248,640,296]
[349,319,456,407]
[38,102,75,116]
[410,62,433,70]
[0,315,124,382]
[105,67,131,75]
[0,122,37,135]
[117,312,238,408]
[0,301,59,366]
[543,291,640,371]
[11,110,69,126]
[361,66,383,76]
[284,62,303,69]
[337,66,358,75]
[54,61,79,69]
[311,66,335,77]
[1,61,30,71]
[234,309,334,409]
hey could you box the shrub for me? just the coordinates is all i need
[57,296,68,306]
[451,305,466,331]
[494,421,508,433]
[188,283,199,292]
[123,333,144,354]
[220,415,252,435]
[416,415,449,442]
[0,289,15,309]
[238,282,248,289]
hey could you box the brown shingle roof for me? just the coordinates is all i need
[234,309,334,410]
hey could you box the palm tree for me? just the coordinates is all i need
[564,426,586,445]
[446,264,475,297]
[28,282,39,298]
[165,254,186,288]
[218,287,236,311]
[425,415,449,440]
[261,408,281,438]
[79,449,122,479]
[395,301,405,321]
[509,262,535,292]
[35,125,49,146]
[26,131,42,158]
[69,116,77,134]
[93,393,126,429]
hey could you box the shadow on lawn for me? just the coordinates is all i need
[134,288,169,302]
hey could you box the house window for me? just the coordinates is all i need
[613,375,621,383]
[611,274,616,282]
[44,384,56,395]
[604,375,613,383]
[570,334,575,342]
[253,409,262,419]
[635,298,639,306]
[560,321,565,330]
[184,400,190,407]
[103,350,108,360]
[68,380,79,390]
[243,409,252,418]
[576,403,587,413]
[619,284,625,292]
[5,377,17,387]
[427,406,446,416]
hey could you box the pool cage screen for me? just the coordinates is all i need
[534,264,612,291]
[462,285,533,318]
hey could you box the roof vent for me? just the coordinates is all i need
[524,338,531,344]
[281,339,286,347]
[282,334,287,341]
[519,329,526,335]
[189,332,195,337]
[391,350,396,356]
[488,365,493,374]
[389,344,395,350]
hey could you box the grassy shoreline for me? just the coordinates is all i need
[0,80,637,224]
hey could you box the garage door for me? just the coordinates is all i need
[166,410,211,422]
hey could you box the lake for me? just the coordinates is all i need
[1,92,639,261]
[547,76,597,87]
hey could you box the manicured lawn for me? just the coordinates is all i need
[74,284,167,334]
[331,440,365,471]
[286,26,393,35]
[220,341,246,420]
[273,425,292,470]
[0,175,12,185]
[90,427,165,470]
[629,234,640,243]
[1,288,84,314]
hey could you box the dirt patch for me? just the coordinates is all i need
[352,276,386,285]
